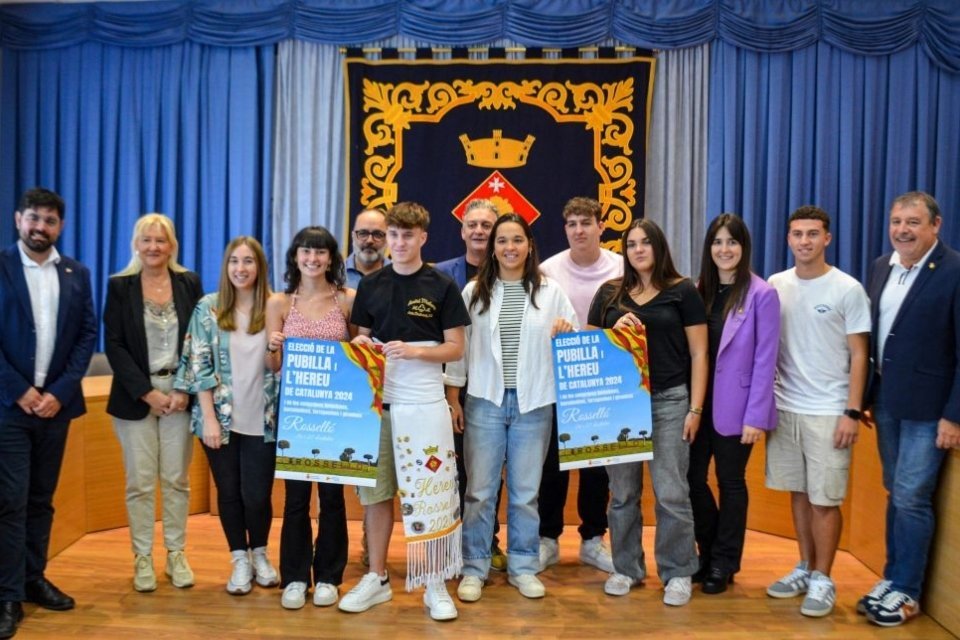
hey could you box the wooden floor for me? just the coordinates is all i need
[16,516,956,639]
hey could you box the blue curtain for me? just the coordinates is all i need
[707,40,960,282]
[0,42,275,330]
[2,0,960,300]
[1,1,959,71]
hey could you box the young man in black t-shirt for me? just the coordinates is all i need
[338,202,469,622]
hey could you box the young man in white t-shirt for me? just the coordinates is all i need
[537,197,623,573]
[765,205,870,618]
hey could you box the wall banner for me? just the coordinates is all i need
[345,55,655,261]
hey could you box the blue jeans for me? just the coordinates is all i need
[874,384,948,599]
[462,390,552,577]
[608,384,698,582]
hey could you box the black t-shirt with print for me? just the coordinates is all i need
[352,264,470,342]
[588,279,707,392]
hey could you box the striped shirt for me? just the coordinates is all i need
[499,280,526,388]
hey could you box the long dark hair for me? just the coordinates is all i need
[601,218,683,316]
[697,213,752,319]
[283,226,345,294]
[469,213,542,314]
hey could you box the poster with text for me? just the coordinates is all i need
[275,338,386,486]
[552,327,653,471]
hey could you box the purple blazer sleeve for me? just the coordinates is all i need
[740,282,780,430]
[711,274,780,435]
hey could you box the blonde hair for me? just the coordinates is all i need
[114,213,188,276]
[217,236,271,334]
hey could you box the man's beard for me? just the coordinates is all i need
[21,231,54,253]
[356,246,383,266]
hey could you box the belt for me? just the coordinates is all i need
[152,368,176,377]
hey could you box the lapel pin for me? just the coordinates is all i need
[928,262,936,269]
[66,267,73,273]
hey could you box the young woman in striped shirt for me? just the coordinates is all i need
[445,213,577,602]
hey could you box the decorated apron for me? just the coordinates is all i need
[383,341,462,590]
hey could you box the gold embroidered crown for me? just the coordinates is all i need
[459,130,535,168]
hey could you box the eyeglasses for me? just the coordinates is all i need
[354,230,386,240]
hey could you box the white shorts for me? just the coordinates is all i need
[765,410,850,507]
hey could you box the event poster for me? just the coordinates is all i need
[275,338,385,486]
[552,327,653,471]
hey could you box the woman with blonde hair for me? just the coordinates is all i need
[175,236,281,595]
[104,213,203,592]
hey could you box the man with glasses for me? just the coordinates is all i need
[346,208,389,289]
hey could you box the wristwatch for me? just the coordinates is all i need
[843,408,862,421]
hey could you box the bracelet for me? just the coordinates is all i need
[688,406,703,415]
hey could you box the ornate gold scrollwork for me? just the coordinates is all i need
[358,72,642,249]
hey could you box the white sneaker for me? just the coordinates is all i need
[767,561,810,598]
[338,572,393,613]
[457,576,483,602]
[579,535,615,573]
[663,576,692,606]
[281,581,307,610]
[423,581,458,621]
[508,574,546,599]
[165,550,195,588]
[226,550,253,595]
[857,579,893,615]
[537,537,559,573]
[133,554,157,593]
[800,572,836,618]
[251,546,279,587]
[604,572,641,596]
[313,582,338,607]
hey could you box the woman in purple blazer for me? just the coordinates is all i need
[688,214,780,594]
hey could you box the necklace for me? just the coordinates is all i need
[143,276,170,294]
[296,284,338,305]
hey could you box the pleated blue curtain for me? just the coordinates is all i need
[2,1,959,73]
[706,40,960,282]
[3,0,960,294]
[0,42,275,320]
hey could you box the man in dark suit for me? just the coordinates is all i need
[859,191,960,628]
[435,198,497,289]
[0,188,97,639]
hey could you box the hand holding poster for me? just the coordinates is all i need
[275,338,385,486]
[552,327,653,470]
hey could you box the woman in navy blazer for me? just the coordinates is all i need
[104,213,203,594]
[688,214,780,594]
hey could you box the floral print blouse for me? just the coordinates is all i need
[174,293,279,444]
